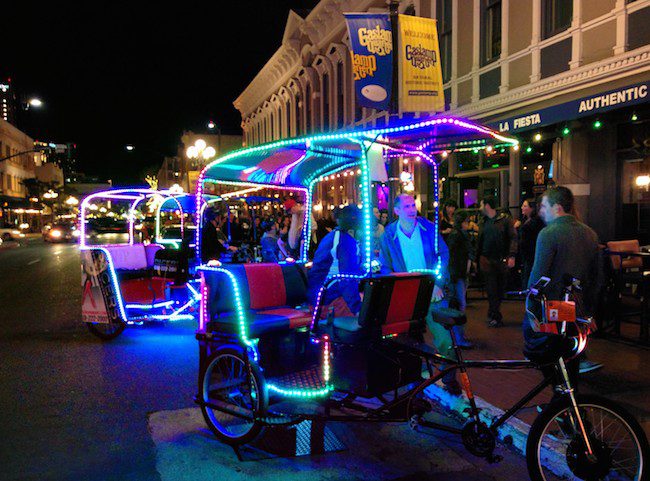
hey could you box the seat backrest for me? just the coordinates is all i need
[358,273,435,336]
[607,240,642,270]
[104,244,148,270]
[144,244,164,268]
[203,263,308,317]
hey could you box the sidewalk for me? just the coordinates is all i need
[423,291,650,450]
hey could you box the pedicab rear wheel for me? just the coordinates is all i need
[86,319,126,340]
[200,346,267,446]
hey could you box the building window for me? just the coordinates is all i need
[295,92,303,135]
[285,102,291,137]
[305,84,312,134]
[322,73,330,131]
[336,63,345,129]
[481,0,502,66]
[436,0,452,83]
[542,0,572,39]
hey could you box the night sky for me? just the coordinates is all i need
[3,2,319,184]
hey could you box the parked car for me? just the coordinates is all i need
[44,223,80,243]
[0,225,26,241]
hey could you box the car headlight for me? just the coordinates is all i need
[50,230,62,238]
[72,230,81,237]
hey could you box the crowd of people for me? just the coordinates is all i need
[201,185,602,392]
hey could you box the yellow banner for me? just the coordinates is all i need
[398,15,445,114]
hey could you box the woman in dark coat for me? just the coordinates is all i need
[517,198,545,288]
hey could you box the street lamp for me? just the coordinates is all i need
[28,98,43,108]
[125,145,135,151]
[186,139,216,166]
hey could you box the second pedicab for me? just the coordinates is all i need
[80,189,201,340]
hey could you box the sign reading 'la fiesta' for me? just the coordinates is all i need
[398,15,445,114]
[344,13,393,111]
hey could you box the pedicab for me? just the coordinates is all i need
[193,117,648,480]
[80,189,201,340]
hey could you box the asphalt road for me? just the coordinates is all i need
[0,239,532,481]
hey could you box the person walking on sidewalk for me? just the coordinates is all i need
[477,196,518,328]
[524,185,602,385]
[379,195,460,393]
[446,210,475,348]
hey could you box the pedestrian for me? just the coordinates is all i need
[260,219,280,263]
[446,210,474,348]
[307,205,362,316]
[477,196,517,328]
[515,198,544,288]
[379,194,459,394]
[284,198,304,260]
[372,207,385,258]
[524,185,602,387]
[439,199,457,240]
[379,208,389,227]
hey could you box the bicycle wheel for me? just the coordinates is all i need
[86,319,125,340]
[199,347,267,446]
[526,394,648,481]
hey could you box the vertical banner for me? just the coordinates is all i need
[398,15,445,114]
[81,250,119,324]
[344,13,393,111]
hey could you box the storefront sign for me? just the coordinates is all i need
[490,82,649,133]
[397,15,445,114]
[344,13,393,111]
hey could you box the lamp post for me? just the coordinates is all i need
[186,138,216,191]
[43,189,59,224]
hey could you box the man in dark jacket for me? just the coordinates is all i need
[446,210,474,347]
[524,186,601,384]
[477,196,518,327]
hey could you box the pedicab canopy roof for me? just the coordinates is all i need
[200,116,518,188]
[159,193,222,213]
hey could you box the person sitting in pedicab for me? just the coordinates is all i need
[307,205,363,317]
[378,194,460,394]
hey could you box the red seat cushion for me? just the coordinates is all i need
[121,278,167,304]
[244,264,287,309]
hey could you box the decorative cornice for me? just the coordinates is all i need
[452,46,650,120]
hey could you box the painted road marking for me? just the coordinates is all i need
[27,258,41,265]
[148,407,472,481]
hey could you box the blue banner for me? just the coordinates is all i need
[344,13,393,111]
[487,81,649,134]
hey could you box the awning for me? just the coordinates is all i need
[200,116,518,188]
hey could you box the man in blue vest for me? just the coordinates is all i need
[379,194,459,393]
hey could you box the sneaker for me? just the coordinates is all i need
[579,360,604,374]
[442,379,463,396]
[488,318,504,328]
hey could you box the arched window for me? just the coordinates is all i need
[336,62,345,128]
[295,92,302,135]
[322,72,330,131]
[305,84,312,134]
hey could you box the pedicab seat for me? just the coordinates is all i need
[101,244,170,305]
[204,263,312,338]
[319,273,435,343]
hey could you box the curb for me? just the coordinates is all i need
[424,382,573,478]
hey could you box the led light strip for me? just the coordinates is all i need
[199,264,330,397]
[195,178,308,263]
[125,300,175,310]
[155,195,185,243]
